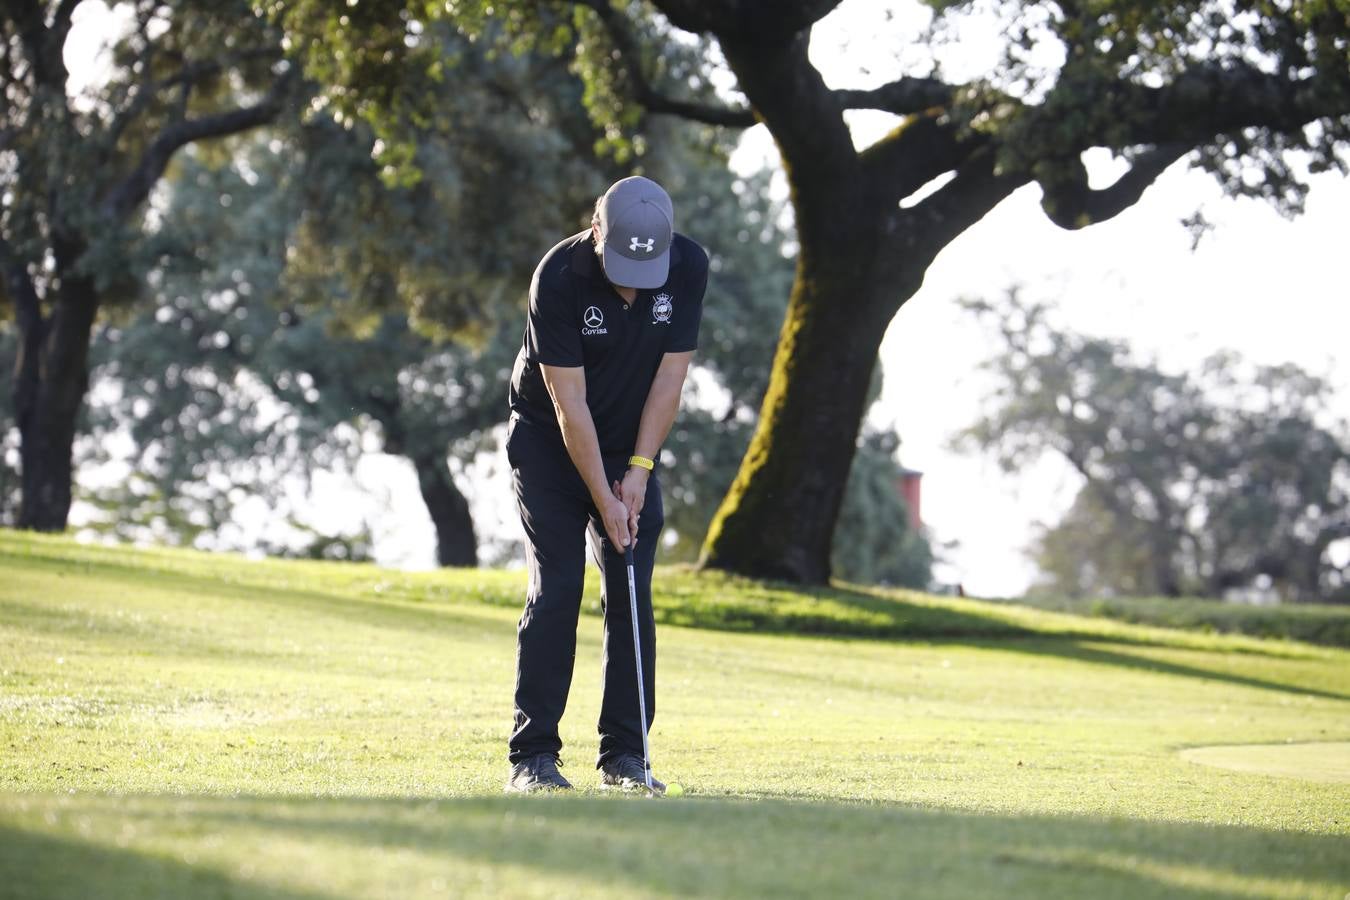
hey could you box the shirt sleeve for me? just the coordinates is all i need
[666,242,708,354]
[527,263,582,368]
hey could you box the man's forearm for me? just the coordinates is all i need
[632,369,688,463]
[554,401,615,505]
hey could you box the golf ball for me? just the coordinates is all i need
[665,782,684,797]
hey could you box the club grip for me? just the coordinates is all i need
[624,543,635,566]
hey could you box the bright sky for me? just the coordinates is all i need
[869,165,1349,595]
[62,2,1350,594]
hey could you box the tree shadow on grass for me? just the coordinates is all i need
[2,792,1346,899]
[0,822,326,900]
[986,638,1350,704]
[3,552,513,649]
[675,576,1350,703]
[654,572,1329,661]
[0,596,286,666]
[655,575,1343,695]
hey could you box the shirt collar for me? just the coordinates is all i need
[571,233,602,281]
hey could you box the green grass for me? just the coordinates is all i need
[997,592,1350,648]
[2,530,1348,898]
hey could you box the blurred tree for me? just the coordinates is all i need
[831,430,932,588]
[271,0,1350,584]
[83,24,611,564]
[1027,489,1160,599]
[1,1,303,531]
[77,143,370,556]
[958,292,1350,602]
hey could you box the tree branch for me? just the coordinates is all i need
[14,0,69,95]
[97,2,161,147]
[106,43,283,155]
[1138,65,1349,142]
[860,110,985,207]
[101,70,294,221]
[717,31,858,215]
[100,11,187,157]
[902,147,1026,261]
[49,0,83,34]
[1002,61,1348,231]
[1035,62,1350,157]
[572,0,754,127]
[835,77,955,116]
[165,46,281,92]
[1038,143,1189,230]
[650,0,842,43]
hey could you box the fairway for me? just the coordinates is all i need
[2,532,1348,898]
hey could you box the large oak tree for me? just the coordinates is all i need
[610,0,1350,584]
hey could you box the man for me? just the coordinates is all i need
[503,175,707,793]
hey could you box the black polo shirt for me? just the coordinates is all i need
[508,229,708,457]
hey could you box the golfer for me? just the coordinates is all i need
[503,176,707,793]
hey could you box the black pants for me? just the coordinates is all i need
[506,414,661,768]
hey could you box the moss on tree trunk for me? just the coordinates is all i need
[699,246,904,584]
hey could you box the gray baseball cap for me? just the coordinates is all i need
[596,176,674,289]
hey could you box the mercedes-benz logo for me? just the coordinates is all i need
[583,306,604,328]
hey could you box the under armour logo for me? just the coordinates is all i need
[630,236,655,253]
[583,306,604,328]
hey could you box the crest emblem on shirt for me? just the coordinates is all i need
[652,293,673,324]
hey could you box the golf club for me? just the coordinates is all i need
[624,542,654,794]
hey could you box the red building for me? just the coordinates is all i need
[896,467,922,532]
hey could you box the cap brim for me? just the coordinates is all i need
[602,244,670,290]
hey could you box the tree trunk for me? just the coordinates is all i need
[1139,527,1179,598]
[694,30,1017,585]
[13,271,98,531]
[699,246,909,583]
[411,451,478,567]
